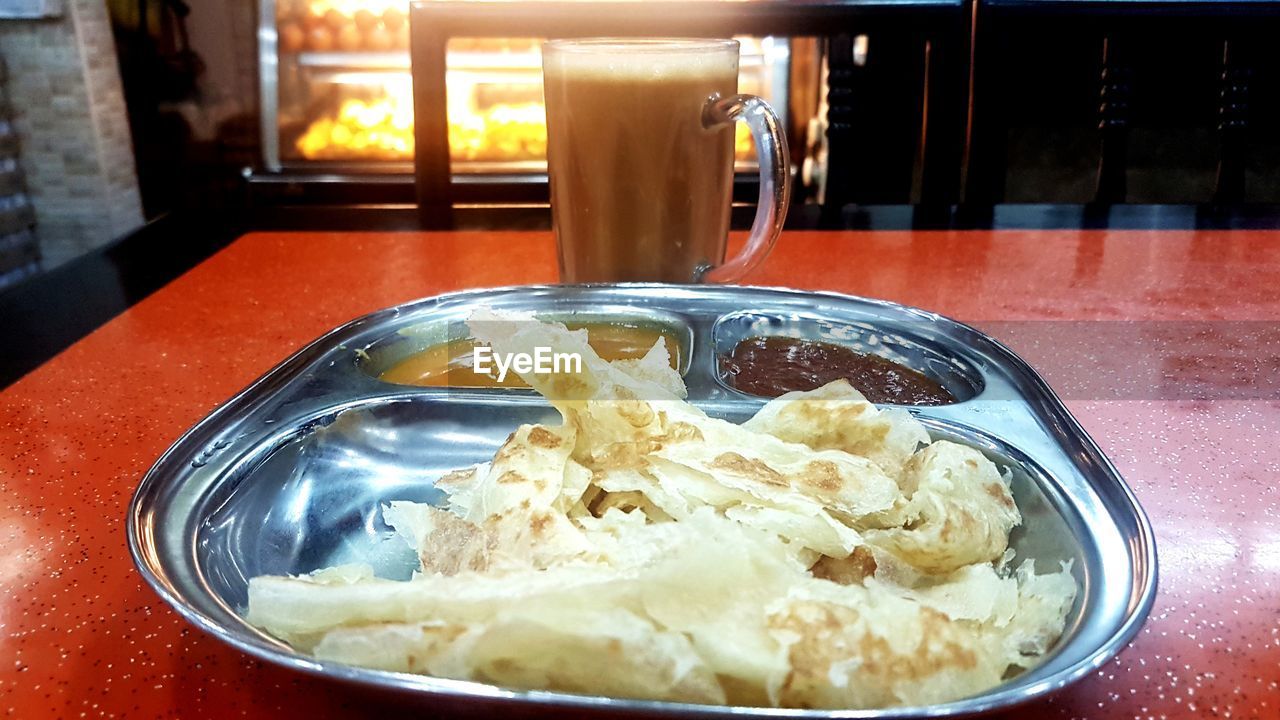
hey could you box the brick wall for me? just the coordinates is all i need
[0,0,143,270]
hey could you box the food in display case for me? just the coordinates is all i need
[276,0,409,53]
[291,77,753,165]
[288,78,551,164]
[263,0,786,171]
[294,80,414,161]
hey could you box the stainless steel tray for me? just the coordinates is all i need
[127,284,1158,718]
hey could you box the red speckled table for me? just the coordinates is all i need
[2,230,1278,719]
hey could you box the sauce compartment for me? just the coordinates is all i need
[712,310,984,404]
[358,308,694,389]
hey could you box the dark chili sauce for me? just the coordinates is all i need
[723,336,956,405]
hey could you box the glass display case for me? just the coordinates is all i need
[259,0,792,175]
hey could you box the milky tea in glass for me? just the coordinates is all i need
[542,39,789,283]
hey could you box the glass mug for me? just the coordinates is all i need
[542,38,791,283]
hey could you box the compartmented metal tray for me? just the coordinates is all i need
[128,284,1158,717]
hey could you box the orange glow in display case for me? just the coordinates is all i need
[259,0,786,173]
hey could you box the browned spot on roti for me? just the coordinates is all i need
[496,470,526,485]
[529,512,552,537]
[799,460,843,492]
[663,421,704,443]
[857,629,978,679]
[711,452,788,487]
[527,426,563,449]
[435,467,476,489]
[777,603,979,694]
[615,401,656,428]
[811,546,878,585]
[492,432,519,463]
[985,482,1015,509]
[550,373,594,397]
[418,510,489,575]
[779,399,887,456]
[770,602,860,686]
[797,399,872,425]
[594,441,662,470]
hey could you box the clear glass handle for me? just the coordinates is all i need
[697,93,791,283]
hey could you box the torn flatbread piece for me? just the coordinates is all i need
[863,440,1021,574]
[743,379,930,476]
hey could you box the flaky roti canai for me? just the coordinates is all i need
[245,310,1076,709]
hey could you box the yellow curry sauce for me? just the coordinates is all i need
[379,322,681,388]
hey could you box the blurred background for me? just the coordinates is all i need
[2,0,1279,290]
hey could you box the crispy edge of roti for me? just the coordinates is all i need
[245,561,641,646]
[609,336,687,399]
[312,607,727,704]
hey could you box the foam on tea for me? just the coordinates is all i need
[543,40,740,282]
[543,39,740,79]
